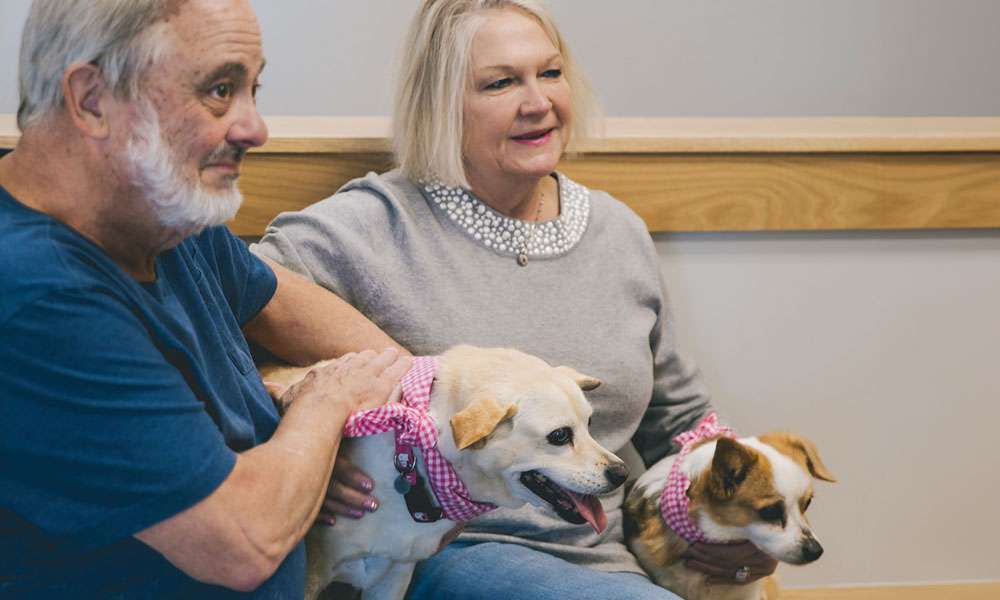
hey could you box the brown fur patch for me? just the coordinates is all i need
[759,432,836,482]
[624,489,688,566]
[688,439,783,528]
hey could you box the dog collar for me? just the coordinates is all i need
[344,356,497,523]
[658,413,736,543]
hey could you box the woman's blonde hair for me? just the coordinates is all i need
[392,0,599,188]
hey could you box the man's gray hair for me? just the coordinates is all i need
[16,0,174,131]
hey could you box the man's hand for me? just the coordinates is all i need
[283,349,409,416]
[682,540,777,585]
[280,349,408,525]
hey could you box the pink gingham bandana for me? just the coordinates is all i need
[658,413,736,542]
[343,356,497,522]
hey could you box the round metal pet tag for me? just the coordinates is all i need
[394,476,412,494]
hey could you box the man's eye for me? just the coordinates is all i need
[758,502,785,523]
[546,427,573,446]
[211,83,233,99]
[485,77,513,90]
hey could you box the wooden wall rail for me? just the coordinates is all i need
[782,581,1000,600]
[4,115,1000,235]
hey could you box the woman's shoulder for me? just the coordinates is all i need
[303,168,421,218]
[262,169,429,241]
[559,172,654,242]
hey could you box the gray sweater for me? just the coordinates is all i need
[251,169,711,574]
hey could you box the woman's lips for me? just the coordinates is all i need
[511,128,554,146]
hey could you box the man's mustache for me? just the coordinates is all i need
[200,143,247,167]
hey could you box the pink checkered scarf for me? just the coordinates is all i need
[343,356,497,522]
[658,413,735,542]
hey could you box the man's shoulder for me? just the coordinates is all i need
[0,201,118,326]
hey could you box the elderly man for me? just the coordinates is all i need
[0,0,407,596]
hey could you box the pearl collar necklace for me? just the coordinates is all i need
[422,173,590,264]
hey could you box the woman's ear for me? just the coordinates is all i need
[62,62,112,139]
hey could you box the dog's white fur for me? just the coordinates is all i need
[266,346,627,600]
[625,433,835,600]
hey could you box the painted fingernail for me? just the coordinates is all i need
[366,499,379,512]
[361,479,373,491]
[351,509,365,518]
[324,517,336,526]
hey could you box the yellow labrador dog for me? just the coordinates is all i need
[264,345,628,600]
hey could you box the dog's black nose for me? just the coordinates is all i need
[800,537,824,563]
[605,462,629,488]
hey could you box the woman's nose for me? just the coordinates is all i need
[519,82,553,116]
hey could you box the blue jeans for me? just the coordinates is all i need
[405,541,682,600]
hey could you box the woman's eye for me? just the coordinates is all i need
[541,68,562,79]
[546,427,573,446]
[758,502,785,523]
[485,77,513,90]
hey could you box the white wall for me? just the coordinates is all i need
[3,0,1000,116]
[2,0,998,589]
[658,231,1000,587]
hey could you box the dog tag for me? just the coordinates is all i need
[394,475,412,494]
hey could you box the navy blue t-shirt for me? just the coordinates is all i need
[0,186,305,598]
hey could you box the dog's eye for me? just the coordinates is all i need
[758,502,785,523]
[546,427,573,446]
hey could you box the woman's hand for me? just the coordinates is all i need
[682,540,777,585]
[318,457,379,525]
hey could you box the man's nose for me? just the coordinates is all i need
[227,98,268,150]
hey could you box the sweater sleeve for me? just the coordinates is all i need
[250,188,393,308]
[630,250,714,467]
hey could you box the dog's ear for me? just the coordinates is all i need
[450,397,518,450]
[708,438,758,499]
[555,366,602,391]
[759,432,836,482]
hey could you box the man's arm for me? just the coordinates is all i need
[135,348,411,591]
[243,257,406,365]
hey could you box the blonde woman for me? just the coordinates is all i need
[254,1,776,598]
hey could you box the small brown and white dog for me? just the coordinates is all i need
[264,345,628,600]
[623,417,835,600]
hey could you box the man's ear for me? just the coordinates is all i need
[62,62,113,139]
[554,366,601,391]
[450,397,518,450]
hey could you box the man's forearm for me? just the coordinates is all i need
[136,389,352,590]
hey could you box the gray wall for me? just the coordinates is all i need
[2,0,999,590]
[3,0,1000,116]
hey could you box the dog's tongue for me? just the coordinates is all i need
[566,490,607,534]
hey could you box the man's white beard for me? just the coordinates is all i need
[124,102,244,239]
